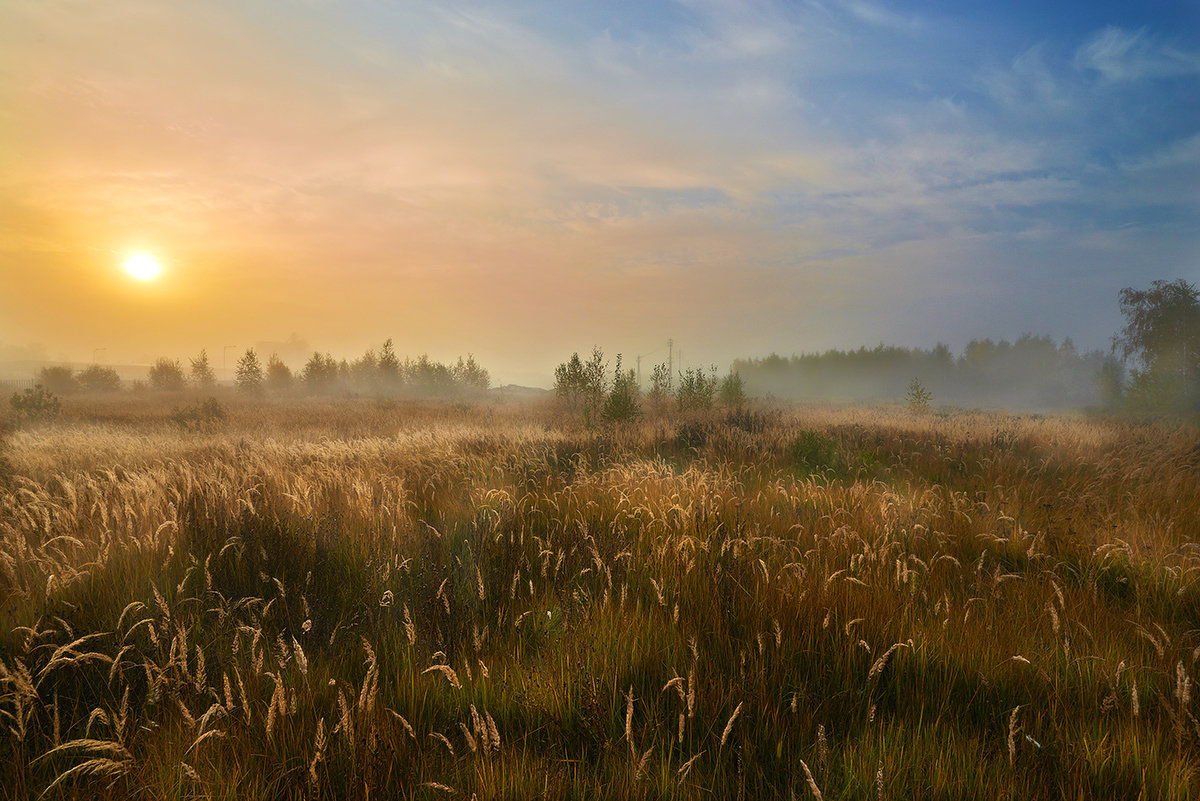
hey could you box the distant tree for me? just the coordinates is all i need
[148,358,186,391]
[676,367,717,412]
[265,353,292,392]
[554,353,587,413]
[1114,280,1200,373]
[190,350,216,389]
[581,347,607,424]
[77,364,121,393]
[38,366,79,395]
[553,347,607,422]
[303,352,340,393]
[1113,279,1200,414]
[378,339,402,389]
[235,349,263,394]
[351,348,378,388]
[453,354,490,393]
[403,355,454,395]
[603,355,640,423]
[646,362,672,412]
[906,377,932,412]
[718,371,747,408]
[1095,355,1126,408]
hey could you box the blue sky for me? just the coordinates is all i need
[1,0,1197,383]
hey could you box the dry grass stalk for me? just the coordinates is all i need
[389,709,416,740]
[485,710,500,753]
[625,686,635,756]
[429,731,456,758]
[720,701,743,747]
[459,722,478,753]
[678,751,704,781]
[1008,705,1020,767]
[798,757,824,800]
[868,640,911,682]
[422,664,462,690]
[634,744,654,782]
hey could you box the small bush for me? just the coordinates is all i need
[38,365,78,395]
[787,429,841,472]
[10,384,61,426]
[0,419,13,487]
[723,407,779,434]
[170,397,227,431]
[674,420,709,452]
[906,376,932,412]
[77,364,122,392]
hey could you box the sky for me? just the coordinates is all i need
[1,0,1198,386]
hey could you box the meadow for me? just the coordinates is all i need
[0,393,1198,799]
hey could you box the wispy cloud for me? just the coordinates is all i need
[1074,26,1200,82]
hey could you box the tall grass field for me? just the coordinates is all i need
[1,395,1198,799]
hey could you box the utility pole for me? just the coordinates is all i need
[668,339,673,389]
[636,354,641,387]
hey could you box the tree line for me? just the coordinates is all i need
[732,278,1200,416]
[731,336,1113,410]
[30,339,491,399]
[14,279,1200,419]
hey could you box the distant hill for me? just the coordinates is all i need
[491,384,552,398]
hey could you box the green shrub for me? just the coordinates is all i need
[723,407,778,434]
[906,376,932,411]
[170,397,227,430]
[602,355,640,424]
[676,366,717,411]
[787,429,841,472]
[718,371,747,408]
[674,420,709,452]
[10,384,61,426]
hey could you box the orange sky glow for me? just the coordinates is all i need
[2,1,1196,385]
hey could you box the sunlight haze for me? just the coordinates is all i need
[1,0,1197,385]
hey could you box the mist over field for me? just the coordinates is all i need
[2,1,1199,799]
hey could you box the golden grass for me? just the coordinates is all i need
[0,394,1197,799]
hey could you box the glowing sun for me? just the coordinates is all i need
[124,251,162,281]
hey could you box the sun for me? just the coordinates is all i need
[124,251,162,281]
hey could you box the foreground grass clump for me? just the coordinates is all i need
[0,395,1198,799]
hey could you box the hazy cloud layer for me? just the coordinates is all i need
[1,0,1197,384]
